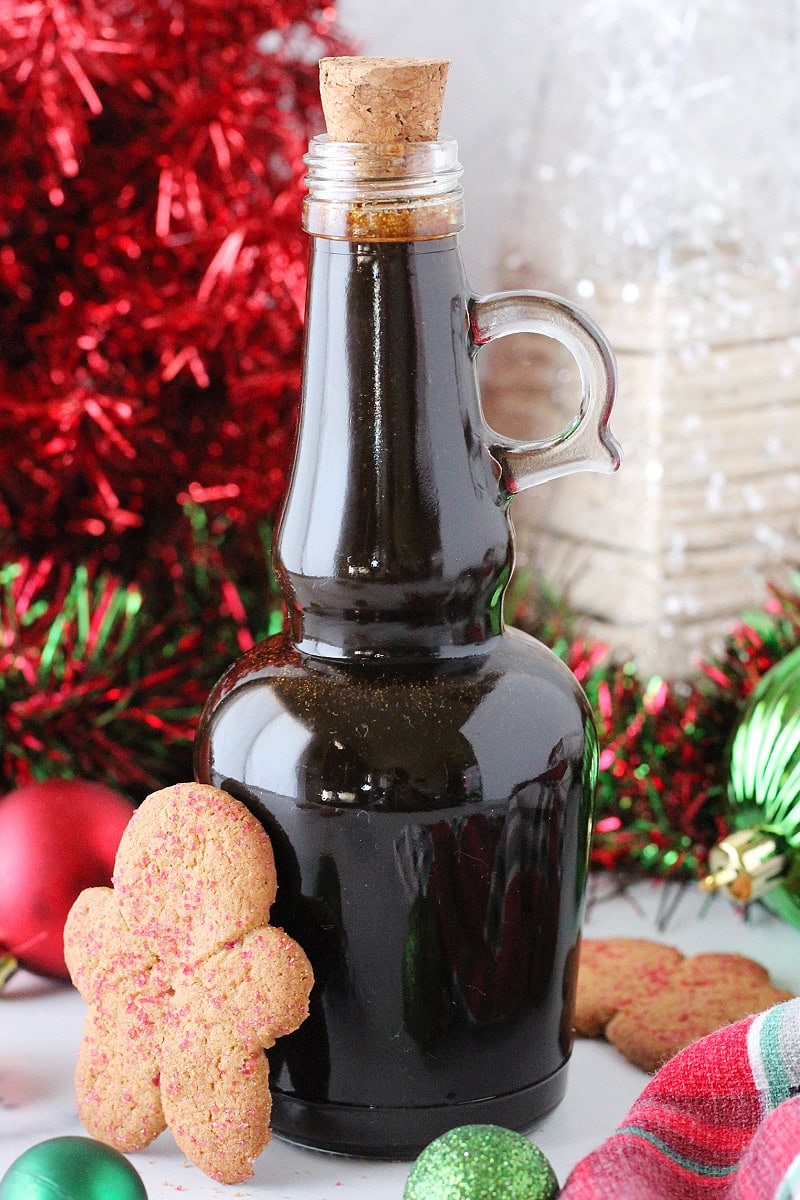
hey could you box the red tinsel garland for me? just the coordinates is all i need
[0,0,350,793]
[528,579,800,879]
[0,0,350,551]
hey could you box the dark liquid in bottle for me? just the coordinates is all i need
[195,237,596,1157]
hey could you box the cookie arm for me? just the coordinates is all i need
[222,925,315,1046]
[64,887,127,999]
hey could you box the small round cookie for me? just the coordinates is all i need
[606,952,794,1072]
[574,937,685,1036]
[64,782,314,1184]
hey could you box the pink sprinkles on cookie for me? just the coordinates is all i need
[64,782,314,1184]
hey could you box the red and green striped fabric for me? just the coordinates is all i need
[561,999,800,1198]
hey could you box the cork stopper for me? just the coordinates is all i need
[319,57,450,143]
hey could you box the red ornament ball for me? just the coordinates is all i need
[0,780,135,980]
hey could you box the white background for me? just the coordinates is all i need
[333,0,543,291]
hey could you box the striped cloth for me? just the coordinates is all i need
[561,999,800,1198]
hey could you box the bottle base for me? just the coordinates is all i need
[271,1060,570,1159]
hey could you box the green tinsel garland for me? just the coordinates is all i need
[3,529,800,880]
[518,572,800,878]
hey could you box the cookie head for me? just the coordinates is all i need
[113,783,278,964]
[574,937,684,1037]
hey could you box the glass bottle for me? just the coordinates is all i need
[195,59,620,1158]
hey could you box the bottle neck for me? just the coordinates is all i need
[302,135,464,242]
[273,139,512,663]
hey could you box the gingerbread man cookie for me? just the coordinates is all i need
[64,782,314,1184]
[605,950,794,1072]
[575,936,792,1072]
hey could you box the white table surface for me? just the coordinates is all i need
[2,878,799,1199]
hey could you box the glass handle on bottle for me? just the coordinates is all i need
[469,290,621,493]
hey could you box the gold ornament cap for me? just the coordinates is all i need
[700,828,786,904]
[319,56,450,143]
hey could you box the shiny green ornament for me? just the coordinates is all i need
[702,646,800,927]
[404,1124,558,1200]
[0,1137,147,1200]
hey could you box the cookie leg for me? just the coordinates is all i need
[75,1006,166,1151]
[160,1030,272,1184]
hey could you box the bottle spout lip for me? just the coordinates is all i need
[303,136,464,241]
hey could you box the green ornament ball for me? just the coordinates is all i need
[0,1136,147,1200]
[404,1124,559,1200]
